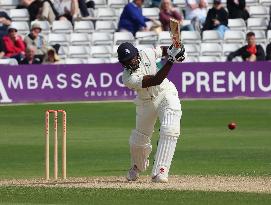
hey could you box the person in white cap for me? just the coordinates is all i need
[117,42,185,183]
[24,23,47,61]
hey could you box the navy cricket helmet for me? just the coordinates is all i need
[117,42,138,63]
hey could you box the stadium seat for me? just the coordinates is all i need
[110,58,119,63]
[108,0,128,8]
[52,20,73,33]
[87,58,111,64]
[9,9,29,21]
[94,0,108,8]
[74,21,95,33]
[183,56,198,62]
[173,0,186,8]
[228,19,247,32]
[96,8,118,20]
[267,30,271,42]
[198,56,221,62]
[185,44,200,56]
[247,18,268,30]
[158,31,172,46]
[65,58,87,64]
[92,32,113,45]
[10,21,30,36]
[31,20,50,34]
[259,0,271,6]
[0,58,18,65]
[224,30,246,44]
[114,32,135,45]
[135,31,158,45]
[68,46,89,58]
[181,31,201,44]
[136,44,155,51]
[200,43,223,56]
[0,0,19,9]
[142,8,160,20]
[95,20,117,32]
[246,0,261,6]
[202,30,222,43]
[48,33,70,46]
[90,46,112,58]
[70,33,90,46]
[249,30,267,44]
[112,45,119,57]
[58,46,68,59]
[248,6,269,18]
[222,43,242,56]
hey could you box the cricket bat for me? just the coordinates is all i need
[169,18,182,48]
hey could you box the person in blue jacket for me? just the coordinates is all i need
[118,0,151,36]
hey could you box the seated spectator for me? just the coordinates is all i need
[19,46,42,64]
[43,47,61,64]
[54,0,80,22]
[185,0,208,30]
[24,23,47,61]
[19,0,59,24]
[227,32,265,62]
[118,0,151,36]
[159,0,193,31]
[203,0,229,38]
[2,24,25,62]
[227,0,249,20]
[0,11,12,38]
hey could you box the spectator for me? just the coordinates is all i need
[19,46,42,64]
[19,0,59,24]
[43,47,61,64]
[227,32,265,62]
[227,0,249,20]
[0,11,12,38]
[53,0,80,22]
[203,0,229,38]
[159,0,193,31]
[185,0,208,29]
[118,0,151,35]
[24,23,47,61]
[2,24,25,62]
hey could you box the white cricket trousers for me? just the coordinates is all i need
[129,92,182,177]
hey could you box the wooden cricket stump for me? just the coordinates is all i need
[45,110,67,180]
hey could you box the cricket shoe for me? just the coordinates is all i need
[151,167,168,183]
[126,165,140,181]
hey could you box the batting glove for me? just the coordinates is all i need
[167,44,186,63]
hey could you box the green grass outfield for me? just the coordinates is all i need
[0,99,270,204]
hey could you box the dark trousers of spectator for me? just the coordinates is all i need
[10,54,24,62]
[79,0,95,17]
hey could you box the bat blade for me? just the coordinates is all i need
[169,18,182,48]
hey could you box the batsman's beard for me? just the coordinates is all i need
[125,55,141,73]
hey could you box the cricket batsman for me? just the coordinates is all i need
[117,42,185,182]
